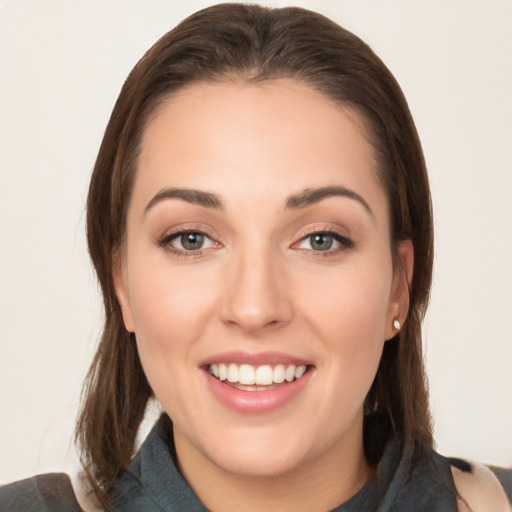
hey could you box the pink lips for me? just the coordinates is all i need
[201,351,313,414]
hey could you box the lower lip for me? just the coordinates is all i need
[204,369,313,414]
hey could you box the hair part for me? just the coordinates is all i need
[77,3,434,507]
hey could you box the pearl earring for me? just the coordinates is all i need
[393,319,401,331]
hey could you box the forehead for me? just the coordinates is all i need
[133,79,388,222]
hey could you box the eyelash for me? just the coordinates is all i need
[157,229,218,258]
[293,229,354,256]
[156,228,353,257]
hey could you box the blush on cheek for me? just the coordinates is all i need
[301,270,390,334]
[130,261,217,330]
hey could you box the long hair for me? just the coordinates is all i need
[76,3,434,508]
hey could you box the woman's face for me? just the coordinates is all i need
[115,79,409,480]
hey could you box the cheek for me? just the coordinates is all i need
[301,260,392,339]
[280,257,393,445]
[296,256,393,380]
[127,257,223,415]
[128,254,220,344]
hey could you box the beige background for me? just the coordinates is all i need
[1,0,511,483]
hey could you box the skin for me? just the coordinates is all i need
[114,79,413,512]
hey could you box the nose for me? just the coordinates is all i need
[220,246,294,334]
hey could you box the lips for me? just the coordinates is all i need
[201,351,314,414]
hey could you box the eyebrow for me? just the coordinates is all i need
[285,186,374,217]
[144,185,373,217]
[145,188,224,214]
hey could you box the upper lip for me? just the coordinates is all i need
[200,351,313,368]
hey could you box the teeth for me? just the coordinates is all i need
[209,363,307,385]
[285,365,295,382]
[273,364,285,383]
[227,363,238,383]
[210,364,220,379]
[255,365,273,385]
[295,365,306,379]
[239,364,255,385]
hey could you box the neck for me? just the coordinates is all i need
[174,422,371,512]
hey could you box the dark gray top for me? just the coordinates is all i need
[1,414,510,511]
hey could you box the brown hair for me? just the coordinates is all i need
[77,3,434,508]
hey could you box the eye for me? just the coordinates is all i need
[295,231,353,253]
[159,230,216,253]
[176,232,208,251]
[308,233,335,251]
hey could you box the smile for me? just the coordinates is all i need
[208,363,307,388]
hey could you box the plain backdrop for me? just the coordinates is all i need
[1,0,511,484]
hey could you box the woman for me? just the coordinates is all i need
[1,3,510,511]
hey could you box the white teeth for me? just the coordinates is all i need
[227,363,239,383]
[295,365,306,379]
[210,364,220,378]
[255,365,273,385]
[209,363,308,386]
[238,364,255,385]
[273,364,285,383]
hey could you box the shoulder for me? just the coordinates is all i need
[449,458,512,512]
[0,473,83,512]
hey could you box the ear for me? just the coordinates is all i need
[385,239,414,340]
[112,246,135,333]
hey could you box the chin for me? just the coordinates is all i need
[206,439,307,478]
[184,417,326,479]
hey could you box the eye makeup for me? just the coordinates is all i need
[156,229,218,257]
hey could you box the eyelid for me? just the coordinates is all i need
[170,231,216,250]
[291,226,354,253]
[156,224,222,255]
[155,222,221,243]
